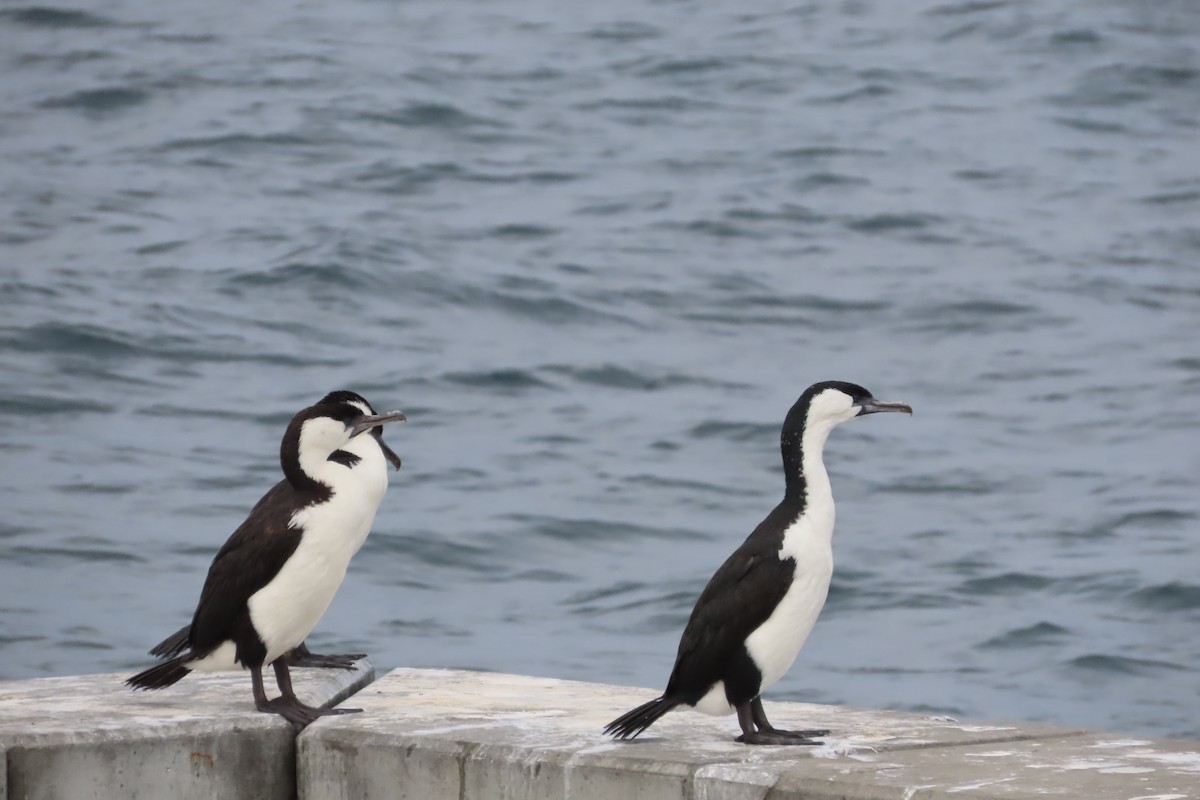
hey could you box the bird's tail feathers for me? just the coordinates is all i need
[126,656,191,690]
[148,625,191,659]
[604,696,680,740]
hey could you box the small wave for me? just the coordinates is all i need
[978,622,1071,650]
[545,363,740,392]
[565,581,645,606]
[440,368,553,392]
[359,102,504,130]
[688,420,777,442]
[773,146,884,162]
[508,568,574,583]
[578,96,713,113]
[1141,189,1200,206]
[506,514,700,544]
[487,223,559,239]
[1051,116,1129,135]
[1,7,113,27]
[3,321,138,358]
[0,634,44,647]
[135,240,188,256]
[6,545,143,566]
[634,56,735,78]
[816,84,894,104]
[845,213,941,233]
[567,583,699,619]
[360,531,497,574]
[1127,582,1200,612]
[585,22,661,42]
[621,474,757,497]
[880,474,996,496]
[222,261,372,291]
[926,1,1010,16]
[0,392,113,415]
[957,572,1055,595]
[383,617,470,638]
[799,171,870,188]
[1068,654,1187,676]
[59,638,114,650]
[157,132,316,153]
[1081,509,1197,539]
[55,482,135,495]
[39,87,148,113]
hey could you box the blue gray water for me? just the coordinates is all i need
[2,0,1198,739]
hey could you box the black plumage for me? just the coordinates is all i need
[606,381,911,745]
[127,399,405,725]
[144,389,400,670]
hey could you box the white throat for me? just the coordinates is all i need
[295,418,354,488]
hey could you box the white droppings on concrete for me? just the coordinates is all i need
[1126,795,1188,800]
[1027,758,1128,771]
[902,785,937,800]
[1089,739,1155,748]
[1127,750,1200,772]
[946,777,1016,793]
[955,725,1019,732]
[810,740,881,760]
[964,750,1016,758]
[1098,766,1156,774]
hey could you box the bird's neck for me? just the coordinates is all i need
[782,420,837,541]
[281,434,339,501]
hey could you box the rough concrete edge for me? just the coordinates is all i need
[314,660,377,711]
[687,728,1100,800]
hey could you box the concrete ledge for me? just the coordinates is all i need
[299,668,1200,800]
[0,661,373,800]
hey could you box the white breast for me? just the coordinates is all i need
[339,434,390,555]
[247,469,380,663]
[744,521,833,692]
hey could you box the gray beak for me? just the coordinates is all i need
[375,432,403,471]
[856,398,913,416]
[350,410,407,437]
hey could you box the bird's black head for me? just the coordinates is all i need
[783,380,913,435]
[282,401,406,490]
[318,389,404,470]
[778,381,911,497]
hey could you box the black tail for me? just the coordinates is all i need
[149,625,191,659]
[604,696,680,740]
[126,656,191,690]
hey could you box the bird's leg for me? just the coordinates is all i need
[283,641,367,670]
[273,659,362,719]
[735,700,823,746]
[750,697,829,740]
[250,663,319,727]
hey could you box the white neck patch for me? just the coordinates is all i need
[296,416,353,479]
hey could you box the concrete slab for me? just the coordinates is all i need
[765,734,1200,799]
[0,661,373,800]
[297,668,1097,800]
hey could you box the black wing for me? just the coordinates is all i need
[188,480,305,653]
[663,504,797,701]
[150,481,297,658]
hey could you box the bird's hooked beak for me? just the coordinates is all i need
[349,410,407,438]
[856,398,913,416]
